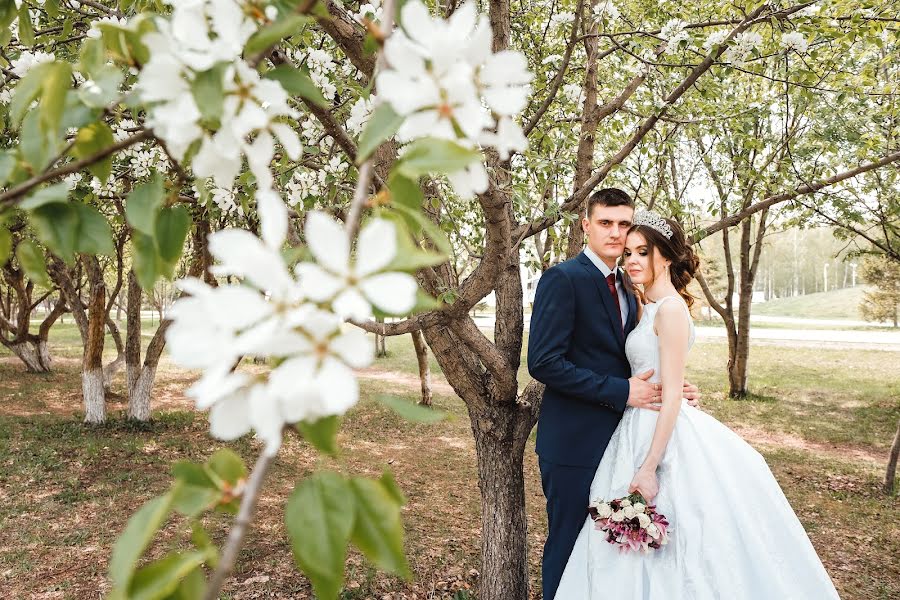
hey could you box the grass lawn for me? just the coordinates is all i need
[0,325,898,599]
[752,286,870,320]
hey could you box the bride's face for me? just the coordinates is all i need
[624,231,663,285]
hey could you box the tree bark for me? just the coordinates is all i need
[125,269,142,399]
[411,330,433,406]
[82,259,107,424]
[885,418,900,494]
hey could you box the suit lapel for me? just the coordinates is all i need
[577,252,626,347]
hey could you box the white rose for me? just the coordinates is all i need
[637,513,651,528]
[623,506,636,519]
[597,503,612,519]
[611,510,625,522]
[647,523,660,539]
[633,502,646,514]
[620,498,632,507]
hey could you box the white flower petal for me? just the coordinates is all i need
[356,218,398,276]
[257,187,288,249]
[360,272,419,315]
[294,263,345,302]
[332,288,372,321]
[304,211,350,275]
[271,122,302,161]
[208,229,294,295]
[248,385,285,455]
[330,328,374,368]
[209,391,252,440]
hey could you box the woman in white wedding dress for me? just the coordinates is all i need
[556,211,840,599]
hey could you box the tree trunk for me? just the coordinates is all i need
[125,269,142,398]
[128,364,156,422]
[469,401,533,600]
[83,265,107,424]
[411,330,433,406]
[885,418,900,494]
[375,316,388,357]
[6,339,51,373]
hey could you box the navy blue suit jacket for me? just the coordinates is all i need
[528,251,638,468]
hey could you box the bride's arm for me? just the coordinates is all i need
[628,300,691,501]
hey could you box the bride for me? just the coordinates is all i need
[555,211,840,599]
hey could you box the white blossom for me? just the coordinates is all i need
[295,212,418,320]
[660,19,689,51]
[447,160,489,199]
[550,12,575,28]
[86,15,128,39]
[780,31,808,53]
[723,31,762,67]
[478,116,527,160]
[63,172,83,190]
[347,95,376,135]
[376,1,531,152]
[11,51,55,77]
[703,30,729,51]
[593,1,620,22]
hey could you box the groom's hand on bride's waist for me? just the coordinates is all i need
[627,370,661,411]
[626,370,702,410]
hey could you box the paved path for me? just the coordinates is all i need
[470,315,900,351]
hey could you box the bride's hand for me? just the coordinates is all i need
[628,467,659,502]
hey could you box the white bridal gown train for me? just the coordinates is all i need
[555,296,840,599]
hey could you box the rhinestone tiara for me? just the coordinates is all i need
[632,210,673,239]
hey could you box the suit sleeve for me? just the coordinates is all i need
[527,267,630,412]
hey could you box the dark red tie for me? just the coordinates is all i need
[606,272,623,331]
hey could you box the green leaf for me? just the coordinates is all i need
[31,203,78,263]
[0,0,17,30]
[295,415,341,456]
[263,64,326,107]
[357,103,403,163]
[191,64,227,122]
[73,204,114,256]
[0,150,15,187]
[396,138,481,179]
[376,395,446,423]
[20,182,68,210]
[40,62,72,139]
[170,479,221,518]
[0,228,10,268]
[109,493,174,589]
[387,173,422,211]
[207,449,247,486]
[127,551,208,600]
[170,567,207,599]
[378,469,406,506]
[391,203,452,256]
[79,37,106,77]
[16,2,33,46]
[19,109,54,172]
[190,522,218,568]
[126,175,164,236]
[132,231,162,289]
[71,122,115,183]
[349,476,410,578]
[286,471,355,600]
[10,62,52,127]
[172,461,217,489]
[155,205,191,265]
[244,14,309,57]
[77,66,124,108]
[14,240,49,286]
[62,91,103,130]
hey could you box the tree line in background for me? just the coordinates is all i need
[0,0,899,597]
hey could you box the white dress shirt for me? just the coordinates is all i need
[583,246,628,327]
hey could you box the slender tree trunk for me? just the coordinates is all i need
[469,401,533,600]
[411,330,433,406]
[83,262,107,424]
[125,269,142,399]
[375,316,388,357]
[885,418,900,494]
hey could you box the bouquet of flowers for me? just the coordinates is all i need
[588,492,670,553]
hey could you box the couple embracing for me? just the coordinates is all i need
[527,189,840,599]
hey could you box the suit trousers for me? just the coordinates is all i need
[539,458,596,600]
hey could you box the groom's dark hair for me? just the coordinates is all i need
[586,188,635,218]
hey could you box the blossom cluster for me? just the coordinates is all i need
[589,493,670,553]
[166,207,418,455]
[376,0,532,197]
[722,31,763,67]
[135,0,301,198]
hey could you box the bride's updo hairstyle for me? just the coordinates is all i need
[628,216,700,308]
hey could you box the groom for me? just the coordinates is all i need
[527,188,699,598]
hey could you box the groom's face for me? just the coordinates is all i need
[582,204,635,266]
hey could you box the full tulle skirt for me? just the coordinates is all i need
[555,402,840,599]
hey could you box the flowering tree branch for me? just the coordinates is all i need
[202,450,276,600]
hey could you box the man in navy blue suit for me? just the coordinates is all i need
[527,188,699,598]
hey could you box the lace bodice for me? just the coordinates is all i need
[624,296,695,383]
